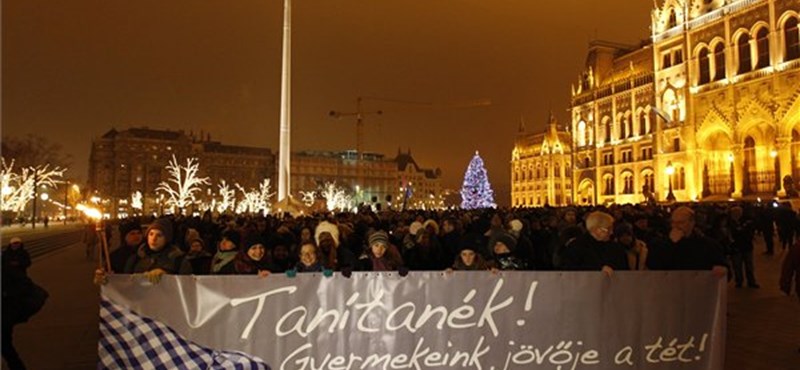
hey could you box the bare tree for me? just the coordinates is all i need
[156,155,210,214]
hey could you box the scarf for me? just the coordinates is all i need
[211,250,237,273]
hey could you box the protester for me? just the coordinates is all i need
[211,229,241,275]
[2,237,36,370]
[647,206,727,277]
[234,235,275,276]
[110,219,142,273]
[560,211,627,275]
[123,218,192,283]
[358,230,406,273]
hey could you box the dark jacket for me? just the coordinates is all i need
[124,244,192,274]
[559,233,629,271]
[647,230,726,270]
[109,244,137,274]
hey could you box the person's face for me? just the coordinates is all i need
[460,249,476,266]
[671,213,694,235]
[443,221,455,234]
[593,225,612,242]
[371,242,387,259]
[491,215,502,228]
[493,242,510,255]
[247,244,266,261]
[564,211,577,224]
[125,230,143,247]
[618,234,633,246]
[190,241,204,253]
[220,238,236,251]
[274,245,289,260]
[147,229,166,251]
[299,244,317,266]
[300,228,312,241]
[634,218,648,230]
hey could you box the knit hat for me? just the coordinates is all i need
[458,233,485,254]
[222,229,241,247]
[9,236,22,245]
[146,218,173,244]
[409,221,424,236]
[368,230,390,247]
[242,234,266,251]
[119,220,141,240]
[315,221,340,247]
[490,231,517,252]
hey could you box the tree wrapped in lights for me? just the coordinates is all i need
[131,191,143,211]
[460,151,496,209]
[1,158,65,213]
[156,155,210,214]
[216,180,235,213]
[235,179,275,215]
[320,182,352,212]
[299,190,316,207]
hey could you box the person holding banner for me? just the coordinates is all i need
[358,230,407,273]
[123,218,192,284]
[234,235,276,277]
[211,230,241,275]
[559,211,627,275]
[448,234,491,271]
[293,242,325,273]
[109,219,143,274]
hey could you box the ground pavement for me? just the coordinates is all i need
[2,232,799,369]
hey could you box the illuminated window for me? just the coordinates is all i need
[713,43,726,81]
[698,48,711,84]
[623,174,634,194]
[737,34,752,74]
[785,17,800,61]
[674,49,683,64]
[639,111,648,136]
[604,176,615,195]
[755,28,770,69]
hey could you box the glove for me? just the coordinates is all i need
[398,266,410,277]
[93,269,108,286]
[143,268,166,285]
[341,267,353,278]
[285,269,297,278]
[322,269,333,278]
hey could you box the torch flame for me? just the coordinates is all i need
[76,203,102,220]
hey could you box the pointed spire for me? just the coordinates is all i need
[518,115,526,133]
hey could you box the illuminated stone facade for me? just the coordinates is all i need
[511,115,573,207]
[394,149,443,210]
[88,127,275,214]
[514,0,800,206]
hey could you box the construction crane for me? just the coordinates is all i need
[328,97,383,158]
[329,96,491,157]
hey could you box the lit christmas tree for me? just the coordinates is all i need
[460,151,496,209]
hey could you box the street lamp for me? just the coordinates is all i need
[771,149,780,193]
[728,152,735,194]
[665,161,676,202]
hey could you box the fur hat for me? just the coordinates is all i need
[409,221,424,236]
[315,221,340,247]
[221,229,241,247]
[508,219,523,233]
[423,219,440,235]
[146,218,173,244]
[368,230,390,247]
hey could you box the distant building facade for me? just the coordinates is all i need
[88,127,275,215]
[394,149,443,210]
[511,115,573,207]
[513,0,800,206]
[290,150,396,208]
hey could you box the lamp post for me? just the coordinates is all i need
[728,152,735,194]
[665,161,676,202]
[770,149,780,194]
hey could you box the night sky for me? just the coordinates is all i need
[3,0,652,205]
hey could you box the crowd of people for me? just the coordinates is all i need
[92,202,800,295]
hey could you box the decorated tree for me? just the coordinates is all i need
[156,155,210,214]
[320,182,352,212]
[217,180,235,213]
[235,179,275,216]
[1,158,66,213]
[299,190,316,207]
[460,151,496,209]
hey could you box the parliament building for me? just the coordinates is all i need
[513,0,800,206]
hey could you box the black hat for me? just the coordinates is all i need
[119,220,141,239]
[222,229,241,247]
[146,218,173,244]
[490,231,517,252]
[458,233,486,254]
[242,234,266,251]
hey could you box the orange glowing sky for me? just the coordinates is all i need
[3,0,653,204]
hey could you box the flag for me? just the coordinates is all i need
[99,298,271,370]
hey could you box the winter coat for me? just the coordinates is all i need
[780,241,800,297]
[646,230,726,271]
[559,233,629,271]
[124,244,192,274]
